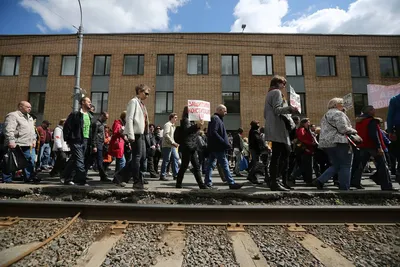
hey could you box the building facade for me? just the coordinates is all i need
[0,33,399,133]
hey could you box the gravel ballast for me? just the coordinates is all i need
[247,226,324,267]
[306,225,400,267]
[13,219,106,267]
[101,224,165,267]
[182,225,239,267]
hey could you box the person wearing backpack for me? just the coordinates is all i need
[159,113,179,181]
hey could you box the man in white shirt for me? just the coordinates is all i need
[159,113,179,181]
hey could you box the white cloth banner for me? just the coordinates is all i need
[367,83,400,109]
[289,85,301,114]
[188,100,211,121]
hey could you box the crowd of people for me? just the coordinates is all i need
[1,77,399,191]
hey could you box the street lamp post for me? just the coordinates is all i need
[73,0,83,112]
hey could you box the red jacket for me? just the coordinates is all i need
[356,117,386,150]
[108,119,125,158]
[37,126,51,144]
[296,127,315,155]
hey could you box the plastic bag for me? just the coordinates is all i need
[2,146,29,174]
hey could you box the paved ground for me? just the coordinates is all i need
[1,164,398,195]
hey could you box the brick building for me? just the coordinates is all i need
[0,33,399,133]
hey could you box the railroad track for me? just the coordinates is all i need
[0,200,399,267]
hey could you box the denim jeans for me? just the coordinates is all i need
[115,156,126,173]
[353,148,393,190]
[317,144,353,190]
[160,147,179,178]
[205,151,235,186]
[2,146,35,182]
[63,138,89,184]
[37,143,51,168]
[96,145,108,179]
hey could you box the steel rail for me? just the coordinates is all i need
[0,200,399,224]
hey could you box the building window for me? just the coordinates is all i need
[123,55,144,75]
[316,56,336,76]
[353,93,368,116]
[94,55,111,76]
[155,92,173,114]
[91,92,108,114]
[350,56,367,77]
[222,92,240,113]
[298,93,306,115]
[1,56,20,76]
[32,56,49,76]
[157,55,174,75]
[379,57,399,77]
[252,55,273,75]
[61,56,76,76]
[187,55,208,75]
[29,92,45,114]
[221,55,239,75]
[285,56,303,76]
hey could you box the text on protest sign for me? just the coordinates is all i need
[188,100,211,121]
[289,85,302,114]
[367,83,400,109]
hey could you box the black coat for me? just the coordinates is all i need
[180,117,200,151]
[63,111,93,145]
[232,133,243,151]
[248,127,266,154]
[207,114,230,152]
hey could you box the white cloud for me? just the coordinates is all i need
[231,0,400,34]
[205,1,211,9]
[172,24,182,32]
[20,0,189,33]
[36,23,47,33]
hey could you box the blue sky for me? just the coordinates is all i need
[0,0,399,35]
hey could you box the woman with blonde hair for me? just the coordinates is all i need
[314,98,358,190]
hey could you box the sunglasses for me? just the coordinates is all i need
[144,92,149,96]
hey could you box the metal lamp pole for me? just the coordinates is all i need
[73,0,83,112]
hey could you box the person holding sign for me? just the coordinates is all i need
[175,106,207,189]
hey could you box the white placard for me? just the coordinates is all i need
[343,93,353,109]
[188,100,211,121]
[289,85,302,114]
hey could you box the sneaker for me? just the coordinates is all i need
[351,184,365,189]
[312,179,324,190]
[100,177,112,182]
[159,176,169,181]
[64,181,75,186]
[167,172,172,176]
[132,183,144,189]
[205,184,215,189]
[229,183,243,189]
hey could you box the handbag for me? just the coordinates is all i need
[2,146,29,174]
[280,115,294,132]
[324,115,363,149]
[239,155,248,171]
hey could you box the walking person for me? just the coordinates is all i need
[248,120,267,170]
[36,120,52,171]
[204,104,242,189]
[387,93,400,183]
[264,75,298,191]
[109,111,127,176]
[232,128,244,177]
[159,113,180,181]
[115,84,150,189]
[2,101,39,183]
[62,97,93,186]
[146,124,159,178]
[50,119,69,178]
[175,106,207,189]
[91,111,111,182]
[153,125,162,174]
[313,98,358,190]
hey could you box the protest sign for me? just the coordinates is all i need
[188,100,211,121]
[289,85,301,114]
[367,83,400,109]
[343,93,353,109]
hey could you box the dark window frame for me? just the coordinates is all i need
[1,55,20,76]
[61,55,76,76]
[221,54,239,76]
[379,56,400,78]
[349,56,368,77]
[222,92,240,114]
[93,55,111,76]
[32,55,49,76]
[251,54,274,76]
[155,91,174,114]
[157,54,174,76]
[298,93,307,115]
[91,92,108,114]
[28,92,46,114]
[187,54,209,75]
[353,93,368,116]
[285,55,303,76]
[316,56,336,77]
[123,54,144,75]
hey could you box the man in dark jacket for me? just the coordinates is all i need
[205,104,242,189]
[248,121,267,168]
[387,93,400,182]
[232,128,244,176]
[91,112,110,182]
[352,105,395,190]
[146,124,158,178]
[62,97,93,186]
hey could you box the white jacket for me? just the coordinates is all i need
[4,111,35,147]
[52,126,70,152]
[124,96,148,140]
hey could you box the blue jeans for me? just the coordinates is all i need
[160,147,179,178]
[2,146,35,182]
[317,144,353,190]
[38,143,51,168]
[205,151,235,186]
[63,139,89,184]
[115,156,126,173]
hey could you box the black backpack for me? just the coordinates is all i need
[174,126,183,145]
